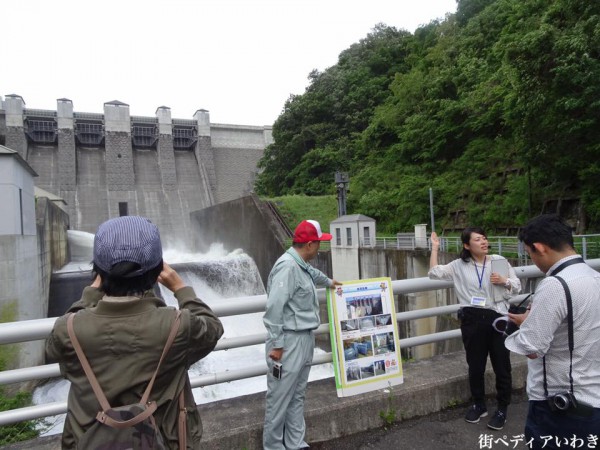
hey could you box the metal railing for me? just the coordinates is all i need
[1,259,599,426]
[24,109,57,118]
[367,234,600,262]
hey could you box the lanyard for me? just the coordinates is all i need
[474,256,486,290]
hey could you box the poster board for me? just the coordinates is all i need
[326,277,403,397]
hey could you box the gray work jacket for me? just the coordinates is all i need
[263,247,332,348]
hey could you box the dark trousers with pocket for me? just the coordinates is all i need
[460,307,512,409]
[525,401,600,449]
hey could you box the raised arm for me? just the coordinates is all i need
[430,231,440,269]
[160,262,224,364]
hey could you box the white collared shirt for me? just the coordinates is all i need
[505,255,600,407]
[428,254,521,314]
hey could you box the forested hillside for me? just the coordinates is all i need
[255,0,600,234]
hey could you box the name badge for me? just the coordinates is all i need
[471,296,487,307]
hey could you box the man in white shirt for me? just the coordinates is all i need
[505,214,600,449]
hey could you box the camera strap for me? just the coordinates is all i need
[512,293,532,310]
[541,256,584,397]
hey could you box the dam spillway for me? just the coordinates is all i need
[48,230,267,317]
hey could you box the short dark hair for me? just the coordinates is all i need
[292,242,309,249]
[460,227,487,262]
[93,260,163,296]
[518,214,574,252]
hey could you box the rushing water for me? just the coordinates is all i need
[34,230,334,436]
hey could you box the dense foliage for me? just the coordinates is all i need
[256,0,600,233]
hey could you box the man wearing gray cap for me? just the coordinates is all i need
[46,216,224,449]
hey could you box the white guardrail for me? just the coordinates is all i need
[366,235,600,262]
[1,259,600,426]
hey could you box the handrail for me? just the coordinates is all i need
[369,234,600,261]
[0,294,534,387]
[0,260,598,427]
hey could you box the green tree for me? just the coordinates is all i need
[257,0,600,233]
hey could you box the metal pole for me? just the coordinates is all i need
[429,188,435,232]
[335,171,349,217]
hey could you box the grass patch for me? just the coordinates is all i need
[0,389,42,445]
[0,302,18,371]
[262,194,338,233]
[379,383,397,429]
[0,301,46,445]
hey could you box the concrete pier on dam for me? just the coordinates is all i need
[0,94,273,244]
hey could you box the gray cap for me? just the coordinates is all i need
[93,216,162,276]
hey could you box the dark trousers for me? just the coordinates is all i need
[525,401,600,449]
[460,307,512,409]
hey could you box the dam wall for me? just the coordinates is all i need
[190,194,289,285]
[0,95,272,244]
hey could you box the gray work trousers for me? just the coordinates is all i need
[263,330,314,450]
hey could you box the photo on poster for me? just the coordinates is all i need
[373,332,395,356]
[344,294,384,319]
[359,361,375,379]
[346,364,361,382]
[373,359,386,376]
[375,314,392,327]
[341,318,359,333]
[342,338,360,361]
[342,336,374,361]
[359,316,376,331]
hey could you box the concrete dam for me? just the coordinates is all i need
[0,94,273,244]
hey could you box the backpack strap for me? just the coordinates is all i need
[67,309,182,429]
[140,310,182,405]
[178,390,187,450]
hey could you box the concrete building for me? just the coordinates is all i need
[0,145,43,372]
[0,95,273,245]
[330,214,376,280]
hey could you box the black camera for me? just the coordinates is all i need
[505,304,528,335]
[547,392,578,412]
[546,392,594,416]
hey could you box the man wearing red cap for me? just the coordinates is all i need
[263,220,341,450]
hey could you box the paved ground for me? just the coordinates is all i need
[311,391,531,450]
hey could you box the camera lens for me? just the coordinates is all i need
[553,394,570,410]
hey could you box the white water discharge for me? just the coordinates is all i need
[34,231,333,436]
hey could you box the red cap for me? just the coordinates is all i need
[293,220,332,243]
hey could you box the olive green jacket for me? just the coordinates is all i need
[46,286,224,449]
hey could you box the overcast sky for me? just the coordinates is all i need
[2,0,457,126]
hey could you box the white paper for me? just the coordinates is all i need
[491,258,510,302]
[491,258,509,277]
